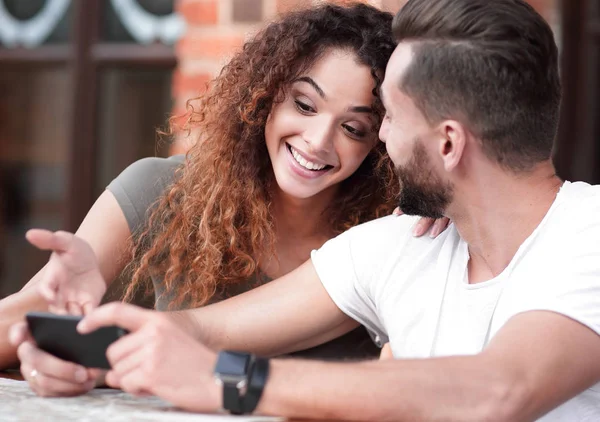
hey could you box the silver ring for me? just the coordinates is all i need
[30,369,38,380]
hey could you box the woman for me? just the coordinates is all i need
[3,2,447,395]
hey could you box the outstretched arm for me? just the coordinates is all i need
[258,311,600,421]
[167,259,358,356]
[81,306,600,421]
[0,190,130,369]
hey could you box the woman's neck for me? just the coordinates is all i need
[271,186,337,242]
[258,186,337,279]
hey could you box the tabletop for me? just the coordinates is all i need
[0,372,283,422]
[0,372,337,422]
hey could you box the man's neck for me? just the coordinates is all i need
[448,161,563,282]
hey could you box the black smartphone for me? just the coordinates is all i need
[26,312,129,369]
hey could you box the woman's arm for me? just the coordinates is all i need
[0,190,131,369]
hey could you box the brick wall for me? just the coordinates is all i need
[172,0,559,153]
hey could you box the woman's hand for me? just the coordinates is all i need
[379,343,394,360]
[8,321,101,397]
[25,229,107,316]
[392,208,451,238]
[78,303,221,412]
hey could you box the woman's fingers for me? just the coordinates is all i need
[412,217,452,238]
[429,217,451,238]
[82,301,95,316]
[37,260,63,304]
[413,217,435,237]
[379,343,394,360]
[66,301,84,316]
[8,321,32,347]
[25,230,73,254]
[17,341,91,384]
[22,363,95,397]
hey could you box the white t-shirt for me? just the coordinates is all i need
[312,181,600,421]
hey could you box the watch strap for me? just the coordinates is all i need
[241,356,270,414]
[223,382,244,415]
[214,351,252,415]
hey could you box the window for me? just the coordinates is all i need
[556,0,600,184]
[0,0,182,296]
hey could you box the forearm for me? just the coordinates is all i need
[257,355,524,422]
[165,309,223,351]
[166,306,281,354]
[166,262,356,356]
[171,303,356,357]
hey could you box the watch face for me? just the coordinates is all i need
[215,351,250,378]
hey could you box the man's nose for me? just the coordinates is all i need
[379,119,388,143]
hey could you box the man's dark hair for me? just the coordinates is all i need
[392,0,561,171]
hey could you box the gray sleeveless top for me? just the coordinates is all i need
[107,156,379,360]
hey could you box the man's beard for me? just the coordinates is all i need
[395,139,453,219]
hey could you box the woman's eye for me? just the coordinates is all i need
[343,124,367,139]
[294,100,314,113]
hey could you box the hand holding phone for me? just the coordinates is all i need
[26,312,128,369]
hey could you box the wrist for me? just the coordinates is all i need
[166,311,205,343]
[213,351,270,415]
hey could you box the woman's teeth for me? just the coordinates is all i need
[290,146,327,171]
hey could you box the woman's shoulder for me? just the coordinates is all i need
[109,155,184,194]
[106,155,186,234]
[116,155,185,183]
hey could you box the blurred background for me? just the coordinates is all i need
[0,0,597,298]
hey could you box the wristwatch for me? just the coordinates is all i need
[213,350,270,414]
[213,351,252,414]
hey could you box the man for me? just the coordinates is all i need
[10,0,600,420]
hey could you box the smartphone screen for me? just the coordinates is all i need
[26,312,128,369]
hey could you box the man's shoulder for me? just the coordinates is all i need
[553,181,600,226]
[345,214,421,243]
[338,214,455,262]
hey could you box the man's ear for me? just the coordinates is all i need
[437,120,466,172]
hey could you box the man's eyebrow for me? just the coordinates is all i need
[294,76,326,99]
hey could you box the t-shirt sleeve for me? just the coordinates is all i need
[311,215,421,343]
[503,194,600,338]
[106,155,184,236]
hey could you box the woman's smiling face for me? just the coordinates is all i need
[265,49,379,200]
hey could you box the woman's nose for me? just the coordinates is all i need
[303,118,335,152]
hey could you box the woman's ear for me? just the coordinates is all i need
[438,120,466,172]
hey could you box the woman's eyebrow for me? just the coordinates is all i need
[294,77,373,114]
[293,76,326,99]
[347,105,374,114]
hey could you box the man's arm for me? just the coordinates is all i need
[170,259,359,356]
[258,310,600,421]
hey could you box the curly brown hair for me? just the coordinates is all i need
[124,3,399,309]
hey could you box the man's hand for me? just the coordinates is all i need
[79,303,221,413]
[8,321,100,397]
[25,229,107,316]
